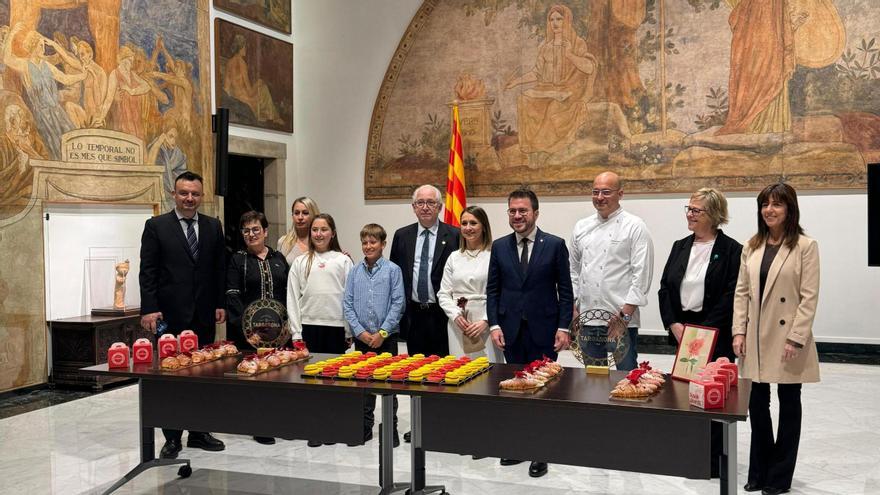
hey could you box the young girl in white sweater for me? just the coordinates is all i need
[287,213,353,353]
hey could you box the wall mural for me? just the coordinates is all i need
[215,19,293,133]
[0,0,212,392]
[365,0,875,199]
[213,0,291,34]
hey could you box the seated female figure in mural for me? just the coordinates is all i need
[101,45,152,140]
[505,4,597,156]
[223,34,283,125]
[2,23,82,161]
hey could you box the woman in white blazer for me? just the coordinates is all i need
[732,183,820,495]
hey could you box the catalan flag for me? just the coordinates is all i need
[444,105,466,227]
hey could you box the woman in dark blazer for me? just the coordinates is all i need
[658,187,742,479]
[659,187,742,361]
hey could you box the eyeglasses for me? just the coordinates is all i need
[413,200,439,209]
[591,189,619,197]
[241,227,264,236]
[684,206,706,216]
[507,208,532,216]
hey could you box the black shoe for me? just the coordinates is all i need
[761,488,789,495]
[307,440,322,447]
[253,436,275,445]
[499,458,523,466]
[472,455,486,460]
[744,482,763,492]
[529,461,548,478]
[160,440,182,459]
[403,431,411,443]
[187,432,225,451]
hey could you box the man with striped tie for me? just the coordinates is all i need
[139,171,227,459]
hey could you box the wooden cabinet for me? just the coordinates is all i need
[49,314,151,390]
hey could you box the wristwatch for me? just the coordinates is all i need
[619,311,632,323]
[378,329,389,338]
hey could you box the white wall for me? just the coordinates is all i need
[291,1,879,343]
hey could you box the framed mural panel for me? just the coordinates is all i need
[213,0,291,34]
[365,0,875,199]
[214,19,293,133]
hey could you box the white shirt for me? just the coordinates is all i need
[287,250,353,340]
[174,208,199,239]
[412,220,439,303]
[569,207,654,327]
[680,239,715,312]
[514,228,537,264]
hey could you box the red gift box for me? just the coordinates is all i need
[179,330,199,353]
[689,379,725,409]
[158,334,179,358]
[132,338,153,364]
[107,342,130,368]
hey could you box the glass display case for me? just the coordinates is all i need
[87,246,140,315]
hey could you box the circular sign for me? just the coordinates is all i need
[707,387,722,405]
[160,342,176,354]
[243,298,291,349]
[134,348,150,361]
[110,352,126,366]
[569,309,630,369]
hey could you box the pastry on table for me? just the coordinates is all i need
[499,371,543,390]
[237,358,258,375]
[176,353,192,366]
[161,356,180,370]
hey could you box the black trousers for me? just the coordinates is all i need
[748,382,803,490]
[355,335,399,433]
[503,319,557,365]
[163,317,216,443]
[302,324,349,354]
[403,302,449,357]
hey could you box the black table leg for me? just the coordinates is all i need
[100,381,190,494]
[407,396,445,495]
[716,419,737,495]
[379,394,409,494]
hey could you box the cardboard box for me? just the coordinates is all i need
[158,334,179,358]
[179,330,199,353]
[132,338,153,364]
[107,342,130,368]
[689,379,725,409]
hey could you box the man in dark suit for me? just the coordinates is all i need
[486,187,573,478]
[390,184,460,357]
[139,171,227,459]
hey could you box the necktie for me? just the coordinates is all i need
[183,218,199,261]
[520,238,529,275]
[417,229,431,303]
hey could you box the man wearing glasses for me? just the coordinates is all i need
[390,184,460,359]
[486,187,573,478]
[569,171,654,371]
[139,171,227,458]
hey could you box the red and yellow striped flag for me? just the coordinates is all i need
[444,105,466,227]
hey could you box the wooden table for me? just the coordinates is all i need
[83,357,749,495]
[50,314,149,390]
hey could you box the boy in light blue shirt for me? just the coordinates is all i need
[343,223,405,446]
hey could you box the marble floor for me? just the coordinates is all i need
[1,351,879,495]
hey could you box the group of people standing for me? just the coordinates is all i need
[139,169,819,494]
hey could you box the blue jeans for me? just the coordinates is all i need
[581,325,638,371]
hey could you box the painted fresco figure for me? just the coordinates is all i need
[2,24,81,160]
[70,40,110,129]
[147,124,188,212]
[223,34,283,125]
[102,45,151,140]
[149,36,195,137]
[505,4,597,157]
[717,0,811,135]
[584,0,646,110]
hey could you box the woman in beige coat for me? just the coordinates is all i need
[732,183,820,495]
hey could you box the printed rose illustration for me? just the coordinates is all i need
[680,337,706,374]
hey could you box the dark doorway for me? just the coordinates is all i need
[223,154,265,254]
